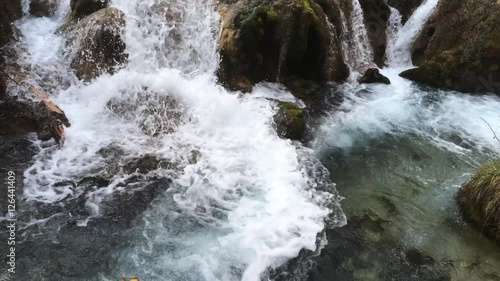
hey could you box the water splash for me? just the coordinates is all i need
[14,0,343,280]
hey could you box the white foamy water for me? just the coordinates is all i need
[15,0,344,280]
[332,0,375,76]
[317,0,500,158]
[386,0,439,67]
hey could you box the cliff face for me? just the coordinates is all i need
[400,0,500,95]
[217,0,349,92]
[387,0,423,23]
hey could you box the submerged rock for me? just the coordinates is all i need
[66,7,128,81]
[274,101,306,140]
[0,0,22,47]
[359,68,391,84]
[217,0,348,92]
[403,0,500,95]
[29,0,58,18]
[459,161,500,241]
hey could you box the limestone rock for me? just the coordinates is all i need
[0,0,22,47]
[359,68,390,84]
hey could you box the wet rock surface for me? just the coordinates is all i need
[217,0,348,92]
[0,0,22,47]
[403,0,500,95]
[65,7,128,81]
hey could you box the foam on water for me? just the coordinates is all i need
[15,0,343,280]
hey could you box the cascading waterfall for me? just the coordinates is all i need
[13,0,345,280]
[312,0,500,279]
[333,0,374,76]
[386,0,439,68]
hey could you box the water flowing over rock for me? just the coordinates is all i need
[30,0,59,18]
[358,0,391,67]
[0,0,22,47]
[401,0,500,95]
[217,0,348,92]
[65,7,128,81]
[387,0,424,24]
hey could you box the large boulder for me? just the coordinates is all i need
[359,68,390,84]
[401,0,500,95]
[358,0,391,67]
[459,161,500,241]
[65,8,128,81]
[217,0,348,92]
[387,0,424,24]
[29,0,58,18]
[0,0,22,47]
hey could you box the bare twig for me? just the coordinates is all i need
[481,117,500,144]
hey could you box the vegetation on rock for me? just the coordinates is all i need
[217,0,348,92]
[387,0,423,24]
[459,161,500,241]
[402,0,500,95]
[30,0,58,18]
[274,101,306,140]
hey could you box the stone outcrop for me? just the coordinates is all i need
[359,68,390,84]
[359,0,391,67]
[401,0,500,95]
[0,0,22,47]
[30,0,58,18]
[217,0,348,92]
[65,8,127,81]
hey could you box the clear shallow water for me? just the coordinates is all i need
[312,61,500,281]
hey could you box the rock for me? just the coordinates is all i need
[274,101,306,140]
[29,0,58,18]
[217,0,348,92]
[359,68,391,84]
[358,0,391,67]
[0,97,70,143]
[0,0,22,47]
[66,8,127,81]
[387,0,424,24]
[404,0,500,95]
[70,0,109,20]
[123,155,170,174]
[458,161,500,241]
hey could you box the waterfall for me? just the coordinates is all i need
[13,0,344,280]
[333,0,375,76]
[386,0,439,68]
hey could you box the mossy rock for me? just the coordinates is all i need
[274,101,306,140]
[407,0,500,94]
[459,161,500,242]
[282,77,321,100]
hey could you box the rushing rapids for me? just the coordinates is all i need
[1,0,500,280]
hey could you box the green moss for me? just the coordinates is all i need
[302,0,318,20]
[275,101,306,140]
[283,77,321,100]
[239,6,278,54]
